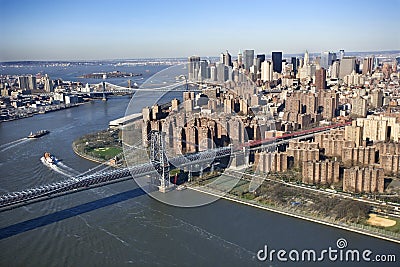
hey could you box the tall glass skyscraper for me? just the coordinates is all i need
[272,51,282,73]
[256,54,266,72]
[291,57,298,75]
[243,50,254,71]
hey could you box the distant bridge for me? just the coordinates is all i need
[28,80,202,98]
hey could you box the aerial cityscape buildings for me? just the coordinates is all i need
[173,47,399,196]
[0,1,399,265]
[1,47,400,198]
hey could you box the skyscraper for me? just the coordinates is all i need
[271,51,282,73]
[291,57,298,75]
[226,51,232,67]
[27,75,37,90]
[210,65,217,81]
[320,52,337,69]
[362,56,374,75]
[222,50,232,67]
[331,60,340,79]
[18,76,29,90]
[315,68,326,91]
[304,50,310,66]
[238,50,243,67]
[188,56,200,80]
[198,60,209,81]
[374,57,380,68]
[339,57,356,79]
[243,50,254,71]
[256,54,265,72]
[261,61,273,82]
[216,62,228,82]
[43,75,53,92]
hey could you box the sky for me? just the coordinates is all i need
[0,0,399,61]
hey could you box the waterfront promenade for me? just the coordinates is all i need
[189,185,400,244]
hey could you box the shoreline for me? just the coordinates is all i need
[72,140,122,168]
[188,186,400,244]
[1,95,130,123]
[72,142,107,165]
[1,102,84,123]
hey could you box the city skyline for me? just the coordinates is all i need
[0,0,399,61]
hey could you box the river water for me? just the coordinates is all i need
[0,64,399,267]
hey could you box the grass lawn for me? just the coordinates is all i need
[92,147,123,159]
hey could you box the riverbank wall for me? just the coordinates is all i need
[189,186,400,244]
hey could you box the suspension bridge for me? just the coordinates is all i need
[0,130,233,211]
[29,79,203,99]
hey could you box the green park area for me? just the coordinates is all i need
[73,129,124,163]
[89,147,123,160]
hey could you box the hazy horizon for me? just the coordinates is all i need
[1,0,399,61]
[1,49,400,63]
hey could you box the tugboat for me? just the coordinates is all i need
[28,130,50,138]
[41,152,59,166]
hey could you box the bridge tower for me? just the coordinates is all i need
[102,81,107,101]
[150,131,174,192]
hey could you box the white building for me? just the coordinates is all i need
[261,61,273,82]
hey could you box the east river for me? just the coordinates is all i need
[0,63,399,266]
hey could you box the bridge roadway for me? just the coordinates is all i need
[0,147,232,211]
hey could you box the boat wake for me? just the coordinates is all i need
[0,138,30,152]
[57,162,81,176]
[41,157,79,180]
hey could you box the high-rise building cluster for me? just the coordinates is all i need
[187,48,399,125]
[253,114,400,194]
[183,48,399,195]
[141,75,277,161]
[310,115,400,193]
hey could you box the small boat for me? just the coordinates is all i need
[41,152,59,166]
[28,130,49,138]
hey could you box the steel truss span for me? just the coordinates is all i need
[0,147,232,210]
